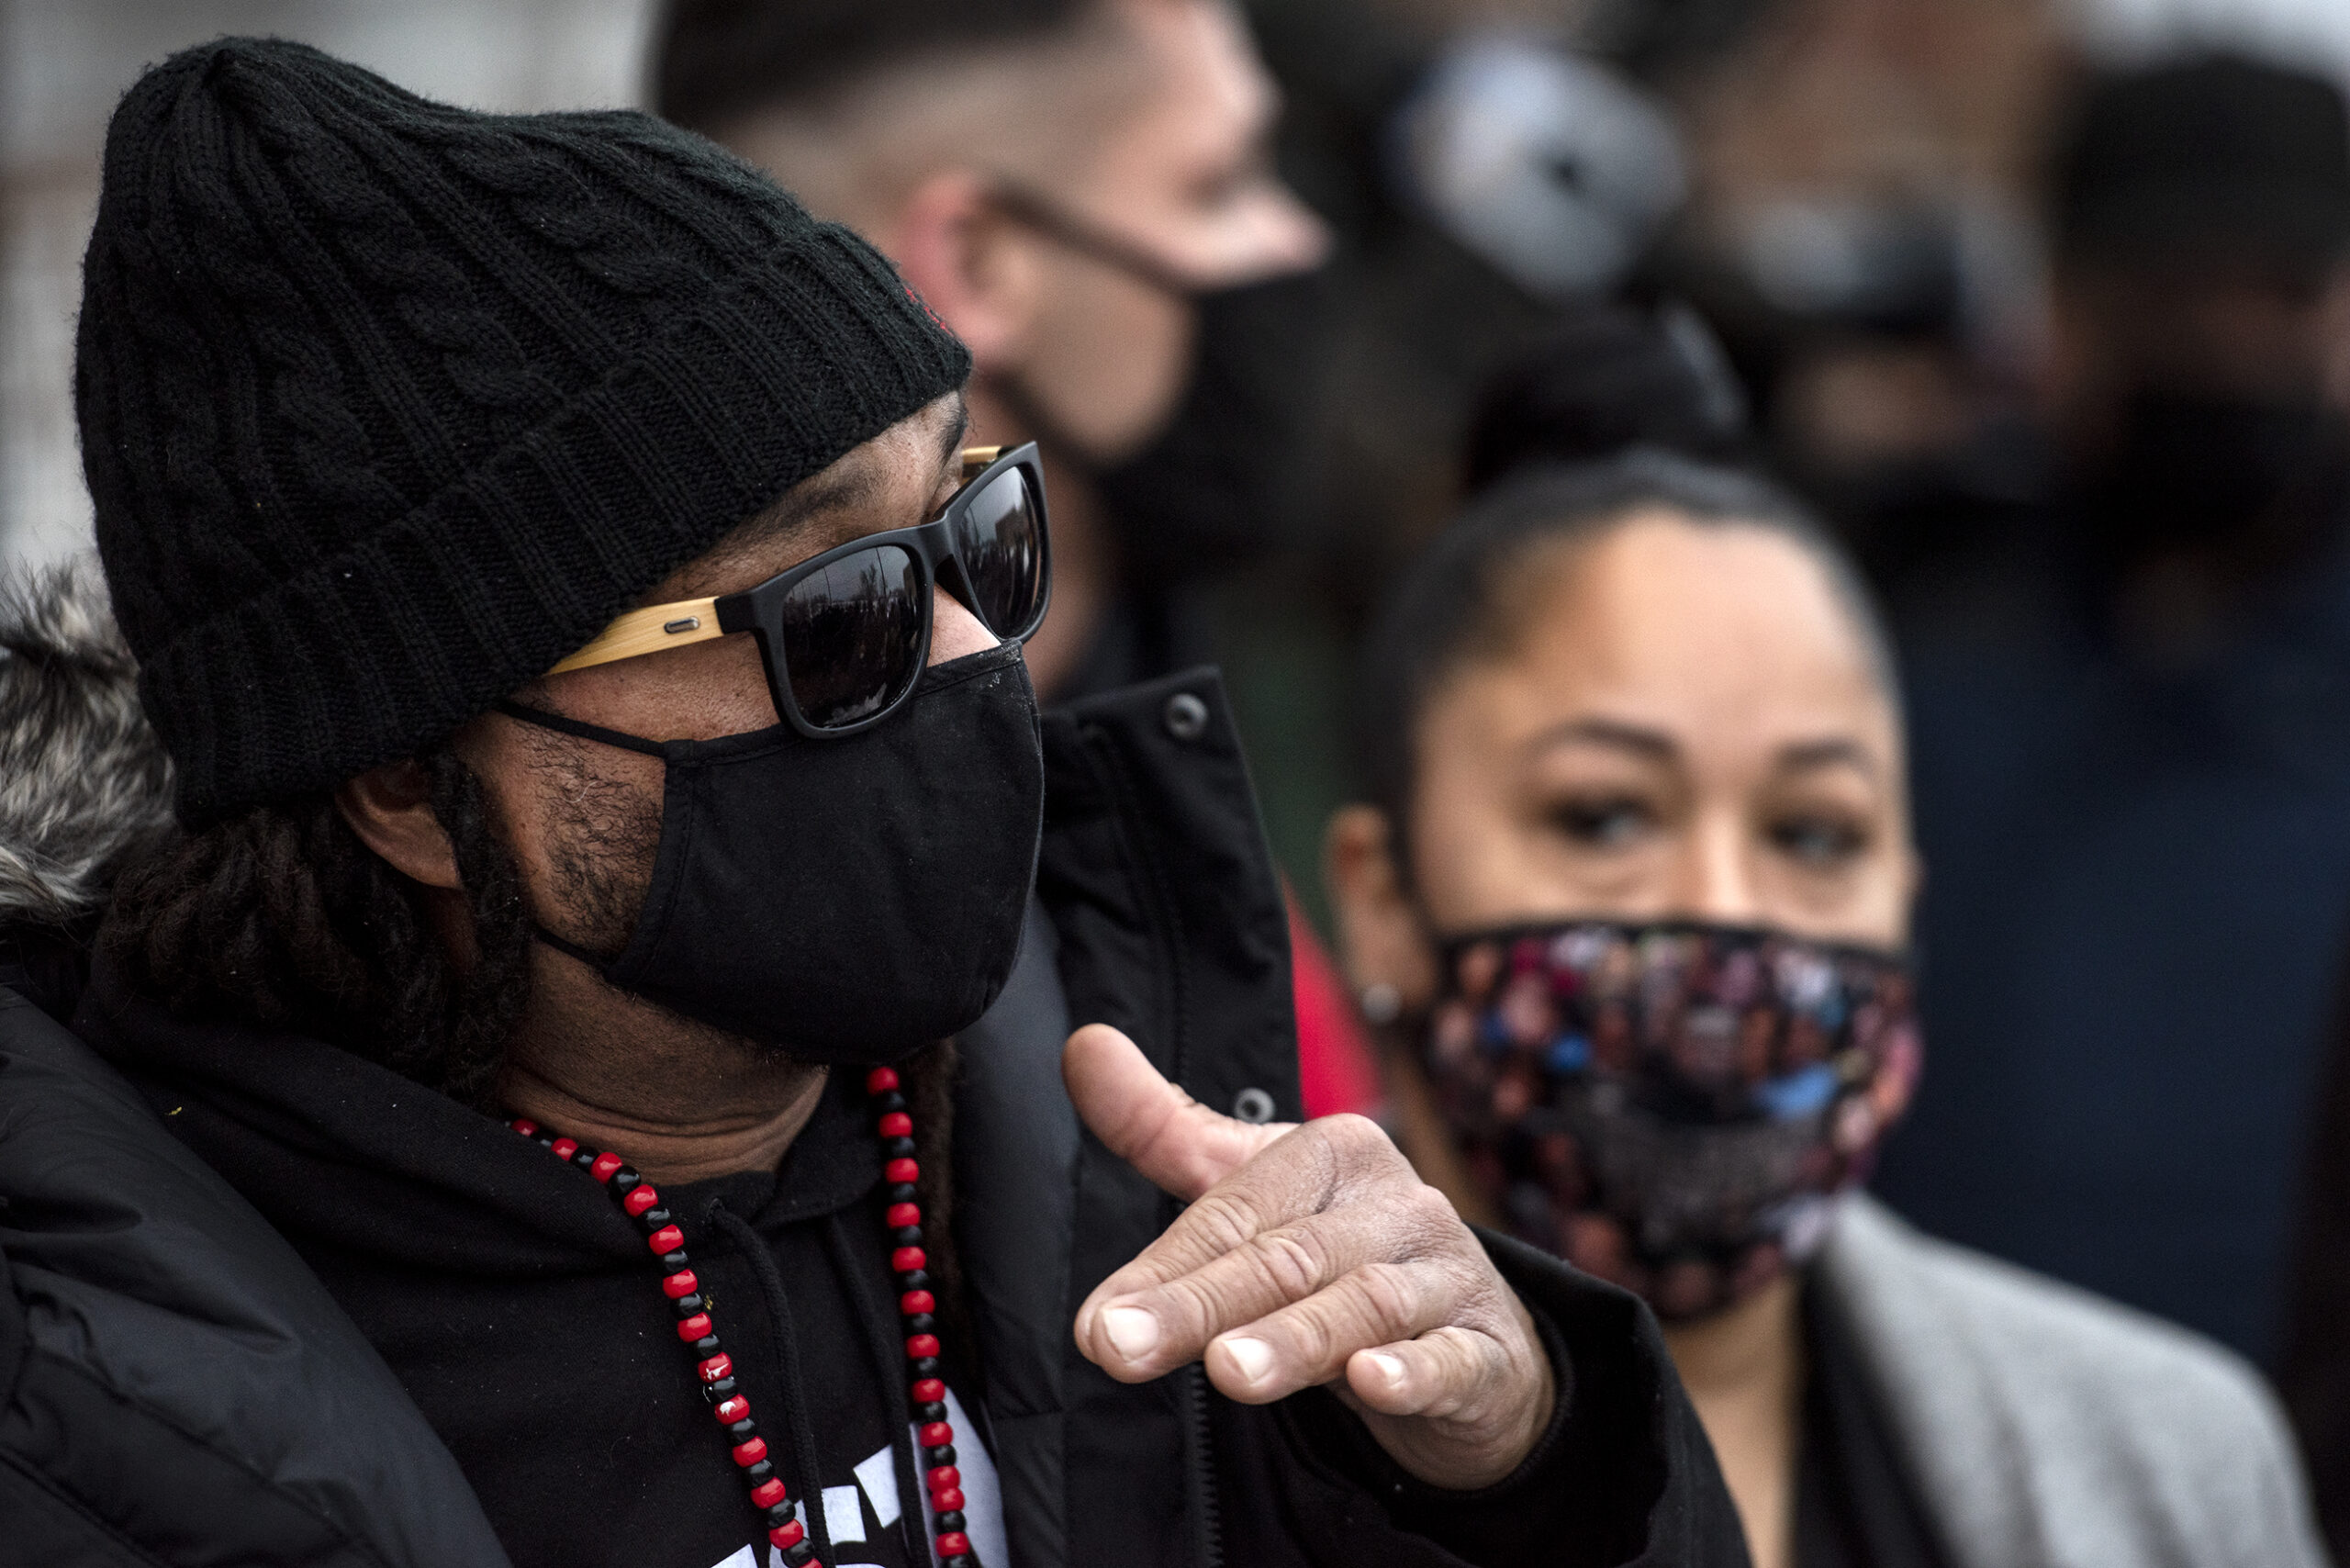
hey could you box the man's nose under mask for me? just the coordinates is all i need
[502,643,1044,1065]
[1419,920,1921,1322]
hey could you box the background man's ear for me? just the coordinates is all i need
[884,169,1046,372]
[1324,804,1441,1014]
[335,761,462,891]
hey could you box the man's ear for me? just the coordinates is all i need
[335,760,460,891]
[1324,804,1440,1014]
[884,169,1045,373]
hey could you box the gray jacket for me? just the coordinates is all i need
[1819,1194,2328,1568]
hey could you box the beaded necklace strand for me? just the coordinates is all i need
[510,1065,975,1567]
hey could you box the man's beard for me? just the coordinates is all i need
[530,729,664,963]
[518,726,821,1075]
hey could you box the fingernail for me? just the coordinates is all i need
[1366,1350,1406,1391]
[1102,1307,1160,1361]
[1222,1336,1274,1385]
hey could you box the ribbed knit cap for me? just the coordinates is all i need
[77,38,970,824]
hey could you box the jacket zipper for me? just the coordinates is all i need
[1086,716,1225,1568]
[1181,1363,1224,1568]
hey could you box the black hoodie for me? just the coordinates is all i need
[75,967,985,1568]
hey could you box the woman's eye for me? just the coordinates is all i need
[1550,796,1653,849]
[1769,814,1871,866]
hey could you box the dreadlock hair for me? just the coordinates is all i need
[100,750,534,1110]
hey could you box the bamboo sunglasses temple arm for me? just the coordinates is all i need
[545,447,1009,678]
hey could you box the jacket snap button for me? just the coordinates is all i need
[1162,691,1209,741]
[1232,1086,1276,1124]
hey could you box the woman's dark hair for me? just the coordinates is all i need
[1359,306,1897,834]
[1461,302,1749,492]
[100,752,534,1110]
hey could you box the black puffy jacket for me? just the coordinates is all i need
[0,983,510,1566]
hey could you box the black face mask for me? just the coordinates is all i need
[501,643,1044,1064]
[988,183,1330,584]
[1092,270,1333,584]
[2080,389,2348,556]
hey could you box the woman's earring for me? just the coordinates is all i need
[1359,981,1402,1025]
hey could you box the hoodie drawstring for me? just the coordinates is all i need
[711,1201,836,1567]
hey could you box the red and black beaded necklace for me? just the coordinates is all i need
[509,1065,975,1568]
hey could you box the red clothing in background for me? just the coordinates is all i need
[1287,891,1382,1119]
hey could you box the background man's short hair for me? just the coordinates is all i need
[655,0,1102,135]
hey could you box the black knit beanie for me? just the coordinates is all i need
[77,38,970,824]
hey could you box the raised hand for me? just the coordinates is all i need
[1062,1023,1555,1490]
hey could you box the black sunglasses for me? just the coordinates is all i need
[544,443,1051,737]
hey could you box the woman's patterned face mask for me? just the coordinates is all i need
[1422,922,1921,1322]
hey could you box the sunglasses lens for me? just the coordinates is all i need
[778,543,925,730]
[949,465,1046,637]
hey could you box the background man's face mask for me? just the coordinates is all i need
[1092,271,1332,582]
[989,183,1332,582]
[1421,921,1921,1321]
[509,644,1044,1065]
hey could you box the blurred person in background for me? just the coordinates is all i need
[1622,0,2064,591]
[1325,306,2327,1568]
[653,0,1328,704]
[1871,55,2350,1362]
[654,0,1383,1121]
[1657,199,2049,595]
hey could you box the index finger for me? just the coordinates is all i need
[1072,1112,1393,1361]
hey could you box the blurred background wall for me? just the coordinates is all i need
[1,0,658,569]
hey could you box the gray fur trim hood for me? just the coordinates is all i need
[0,554,173,927]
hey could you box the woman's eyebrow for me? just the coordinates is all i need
[1526,717,1678,761]
[1776,736,1880,778]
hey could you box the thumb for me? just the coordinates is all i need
[1063,1023,1293,1201]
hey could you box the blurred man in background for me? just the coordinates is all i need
[654,0,1327,702]
[1874,56,2350,1362]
